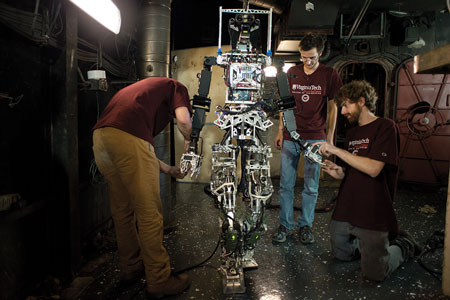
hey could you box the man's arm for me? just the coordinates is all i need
[159,159,185,179]
[326,99,337,145]
[175,106,192,152]
[274,112,284,150]
[316,142,385,178]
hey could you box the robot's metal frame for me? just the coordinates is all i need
[180,1,322,294]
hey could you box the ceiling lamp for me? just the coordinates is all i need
[69,0,121,34]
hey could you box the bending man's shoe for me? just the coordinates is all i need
[391,230,423,261]
[146,273,190,299]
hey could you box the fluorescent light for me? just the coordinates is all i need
[69,0,121,34]
[283,63,295,73]
[264,66,277,77]
[264,63,296,77]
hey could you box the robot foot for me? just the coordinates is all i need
[242,256,258,269]
[221,266,246,294]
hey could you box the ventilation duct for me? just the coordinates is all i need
[238,0,284,15]
[137,0,171,78]
[136,0,174,227]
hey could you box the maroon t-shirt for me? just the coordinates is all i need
[283,64,342,140]
[332,117,399,233]
[93,77,191,145]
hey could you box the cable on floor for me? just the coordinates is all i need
[417,230,444,280]
[174,236,221,274]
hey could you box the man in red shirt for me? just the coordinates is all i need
[92,77,192,297]
[315,80,422,281]
[273,34,342,244]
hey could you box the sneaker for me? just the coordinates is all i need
[391,230,423,261]
[146,273,190,299]
[299,226,315,244]
[272,225,294,243]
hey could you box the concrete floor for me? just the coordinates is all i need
[65,179,449,300]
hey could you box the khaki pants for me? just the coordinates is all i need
[93,127,171,285]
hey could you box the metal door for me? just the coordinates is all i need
[395,59,450,185]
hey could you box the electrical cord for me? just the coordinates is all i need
[174,236,222,275]
[129,231,222,299]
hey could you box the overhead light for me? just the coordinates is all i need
[69,0,121,34]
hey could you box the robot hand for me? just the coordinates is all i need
[303,143,323,164]
[180,151,203,178]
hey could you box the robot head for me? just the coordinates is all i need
[228,13,260,52]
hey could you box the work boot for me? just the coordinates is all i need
[391,230,423,261]
[146,273,190,299]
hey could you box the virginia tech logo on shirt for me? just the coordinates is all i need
[348,138,369,154]
[292,84,322,92]
[291,84,323,102]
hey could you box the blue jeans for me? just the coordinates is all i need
[279,139,323,230]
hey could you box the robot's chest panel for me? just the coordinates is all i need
[229,63,261,90]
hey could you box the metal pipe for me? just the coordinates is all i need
[267,8,272,55]
[218,6,222,54]
[137,0,172,78]
[344,0,372,49]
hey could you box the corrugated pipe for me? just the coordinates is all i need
[238,0,283,15]
[137,0,172,78]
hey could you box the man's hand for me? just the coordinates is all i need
[274,131,283,150]
[159,160,186,179]
[321,159,345,179]
[168,166,186,179]
[313,141,337,157]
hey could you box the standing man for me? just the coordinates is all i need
[316,80,421,281]
[272,34,342,244]
[92,77,192,297]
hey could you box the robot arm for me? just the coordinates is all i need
[180,57,216,177]
[275,68,323,164]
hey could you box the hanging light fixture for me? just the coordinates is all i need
[69,0,121,34]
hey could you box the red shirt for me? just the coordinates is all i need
[284,64,342,140]
[93,77,191,145]
[332,117,399,233]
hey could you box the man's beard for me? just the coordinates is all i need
[345,107,361,124]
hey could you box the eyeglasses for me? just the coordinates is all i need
[300,55,319,62]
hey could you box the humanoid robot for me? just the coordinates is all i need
[180,1,322,294]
